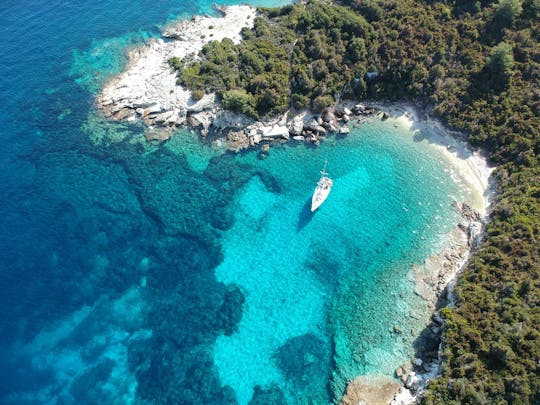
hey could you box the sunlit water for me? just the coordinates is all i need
[0,1,471,403]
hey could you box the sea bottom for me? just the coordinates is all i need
[2,116,467,404]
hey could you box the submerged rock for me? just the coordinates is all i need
[274,334,331,399]
[340,376,401,405]
[248,385,287,405]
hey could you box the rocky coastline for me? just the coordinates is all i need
[96,6,494,405]
[339,201,487,405]
[96,4,386,149]
[97,5,257,141]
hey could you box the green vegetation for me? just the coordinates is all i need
[172,18,295,118]
[171,1,539,402]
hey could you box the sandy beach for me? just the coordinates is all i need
[373,103,494,216]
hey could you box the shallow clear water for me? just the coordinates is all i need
[0,1,468,403]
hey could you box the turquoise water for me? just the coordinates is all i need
[0,1,468,403]
[208,119,463,402]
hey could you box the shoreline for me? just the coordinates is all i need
[339,107,493,405]
[97,4,257,141]
[94,6,495,404]
[374,103,494,216]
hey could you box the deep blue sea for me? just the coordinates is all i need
[0,1,470,403]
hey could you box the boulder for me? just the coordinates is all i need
[186,93,215,112]
[226,130,250,151]
[249,130,262,145]
[133,101,158,109]
[395,366,404,378]
[322,110,336,123]
[339,126,350,135]
[153,110,176,124]
[188,111,211,131]
[354,103,366,113]
[432,312,444,325]
[404,372,417,389]
[412,358,423,367]
[213,110,253,130]
[342,114,350,123]
[293,135,305,141]
[261,124,290,139]
[304,120,327,135]
[317,125,327,135]
[289,117,304,136]
[143,103,164,116]
[113,109,135,121]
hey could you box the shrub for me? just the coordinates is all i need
[312,95,334,112]
[190,89,204,101]
[221,89,257,118]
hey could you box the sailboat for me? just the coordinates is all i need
[311,160,333,212]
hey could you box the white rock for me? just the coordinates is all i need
[289,117,304,136]
[97,5,257,127]
[412,358,423,367]
[338,126,351,135]
[261,124,289,139]
[212,110,253,130]
[355,103,366,112]
[404,372,418,389]
[252,133,262,144]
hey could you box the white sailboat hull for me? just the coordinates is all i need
[311,176,333,212]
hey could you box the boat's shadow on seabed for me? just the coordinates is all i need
[297,198,314,232]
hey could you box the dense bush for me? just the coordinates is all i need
[171,2,540,402]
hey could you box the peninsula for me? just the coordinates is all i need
[97,1,539,404]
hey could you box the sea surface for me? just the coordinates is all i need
[0,1,470,403]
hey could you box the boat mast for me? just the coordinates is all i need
[321,160,328,177]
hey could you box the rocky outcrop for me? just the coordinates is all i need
[95,4,384,149]
[394,202,485,401]
[413,201,483,307]
[97,5,257,140]
[339,376,404,405]
[204,104,380,151]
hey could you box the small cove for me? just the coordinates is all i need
[208,116,473,402]
[0,1,491,402]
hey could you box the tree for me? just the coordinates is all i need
[489,42,514,77]
[221,89,257,118]
[347,37,366,63]
[494,0,523,28]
